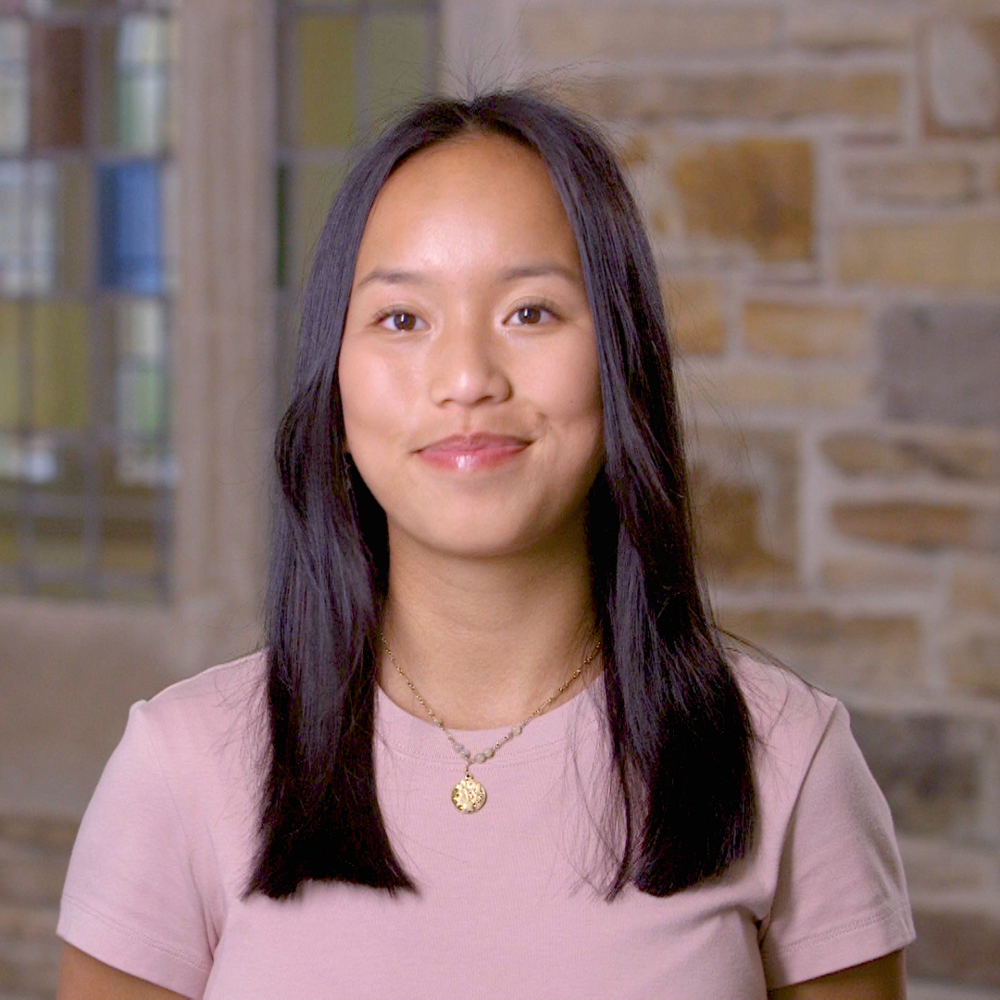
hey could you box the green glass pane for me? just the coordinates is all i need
[30,24,86,149]
[113,298,166,438]
[35,513,86,571]
[292,161,345,288]
[31,302,90,429]
[0,504,15,567]
[99,15,169,153]
[0,303,19,428]
[0,160,57,294]
[369,13,430,122]
[0,18,27,153]
[58,160,91,291]
[295,14,356,148]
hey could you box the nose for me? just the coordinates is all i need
[427,316,511,408]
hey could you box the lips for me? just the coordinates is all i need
[417,434,530,472]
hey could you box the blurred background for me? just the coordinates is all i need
[0,0,998,996]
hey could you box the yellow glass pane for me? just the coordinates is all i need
[0,302,19,428]
[369,13,429,122]
[58,161,91,291]
[31,302,89,429]
[0,508,16,567]
[292,161,346,288]
[35,514,85,571]
[296,14,356,148]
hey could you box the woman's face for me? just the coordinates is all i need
[338,134,604,560]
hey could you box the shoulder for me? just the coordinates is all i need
[727,652,845,805]
[126,650,268,799]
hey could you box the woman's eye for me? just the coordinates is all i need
[380,311,421,332]
[510,304,554,326]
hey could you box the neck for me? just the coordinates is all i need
[379,523,600,729]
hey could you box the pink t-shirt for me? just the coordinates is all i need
[58,651,914,997]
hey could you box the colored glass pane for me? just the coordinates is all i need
[98,162,162,293]
[368,13,429,121]
[99,15,169,153]
[34,512,86,571]
[295,14,356,148]
[31,301,89,429]
[0,18,27,153]
[161,161,178,291]
[0,159,56,294]
[100,512,157,574]
[30,23,85,149]
[0,302,19,428]
[113,297,166,439]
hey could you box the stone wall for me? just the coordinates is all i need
[517,0,1000,988]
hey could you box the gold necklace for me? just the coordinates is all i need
[380,635,601,814]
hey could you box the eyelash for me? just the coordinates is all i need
[373,298,562,332]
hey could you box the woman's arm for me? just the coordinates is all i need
[769,950,906,999]
[57,944,188,1000]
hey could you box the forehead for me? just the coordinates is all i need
[355,133,580,270]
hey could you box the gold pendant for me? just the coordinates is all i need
[452,774,487,813]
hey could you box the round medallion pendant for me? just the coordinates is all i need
[452,774,487,813]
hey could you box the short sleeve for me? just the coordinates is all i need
[759,701,916,989]
[57,701,213,998]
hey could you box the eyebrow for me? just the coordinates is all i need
[355,263,582,289]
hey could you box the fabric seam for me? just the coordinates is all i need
[61,891,210,972]
[769,900,912,958]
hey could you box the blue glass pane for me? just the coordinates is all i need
[98,162,162,293]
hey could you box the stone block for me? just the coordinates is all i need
[847,708,999,845]
[717,606,921,689]
[688,427,797,586]
[678,366,870,411]
[788,7,915,51]
[0,904,60,996]
[821,429,1000,481]
[879,303,1000,424]
[0,816,76,910]
[821,553,936,591]
[840,219,1000,292]
[744,301,867,359]
[663,276,726,356]
[946,630,1000,699]
[846,159,976,204]
[908,902,1000,986]
[672,139,813,261]
[950,556,1000,615]
[897,835,999,895]
[832,500,999,552]
[565,71,902,126]
[522,7,780,60]
[923,20,1000,136]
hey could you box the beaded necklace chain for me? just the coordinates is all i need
[381,635,601,813]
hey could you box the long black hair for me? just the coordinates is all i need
[248,89,756,900]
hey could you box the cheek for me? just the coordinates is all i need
[338,341,409,450]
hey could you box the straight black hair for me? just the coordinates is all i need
[248,89,756,900]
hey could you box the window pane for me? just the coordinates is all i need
[0,17,28,153]
[98,161,162,293]
[112,297,166,440]
[30,23,86,149]
[35,511,86,570]
[0,159,57,294]
[369,13,430,122]
[0,302,19,427]
[31,301,89,429]
[99,14,170,153]
[294,14,356,148]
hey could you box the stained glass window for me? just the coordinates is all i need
[0,3,176,601]
[276,0,438,404]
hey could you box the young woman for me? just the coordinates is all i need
[57,91,914,998]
